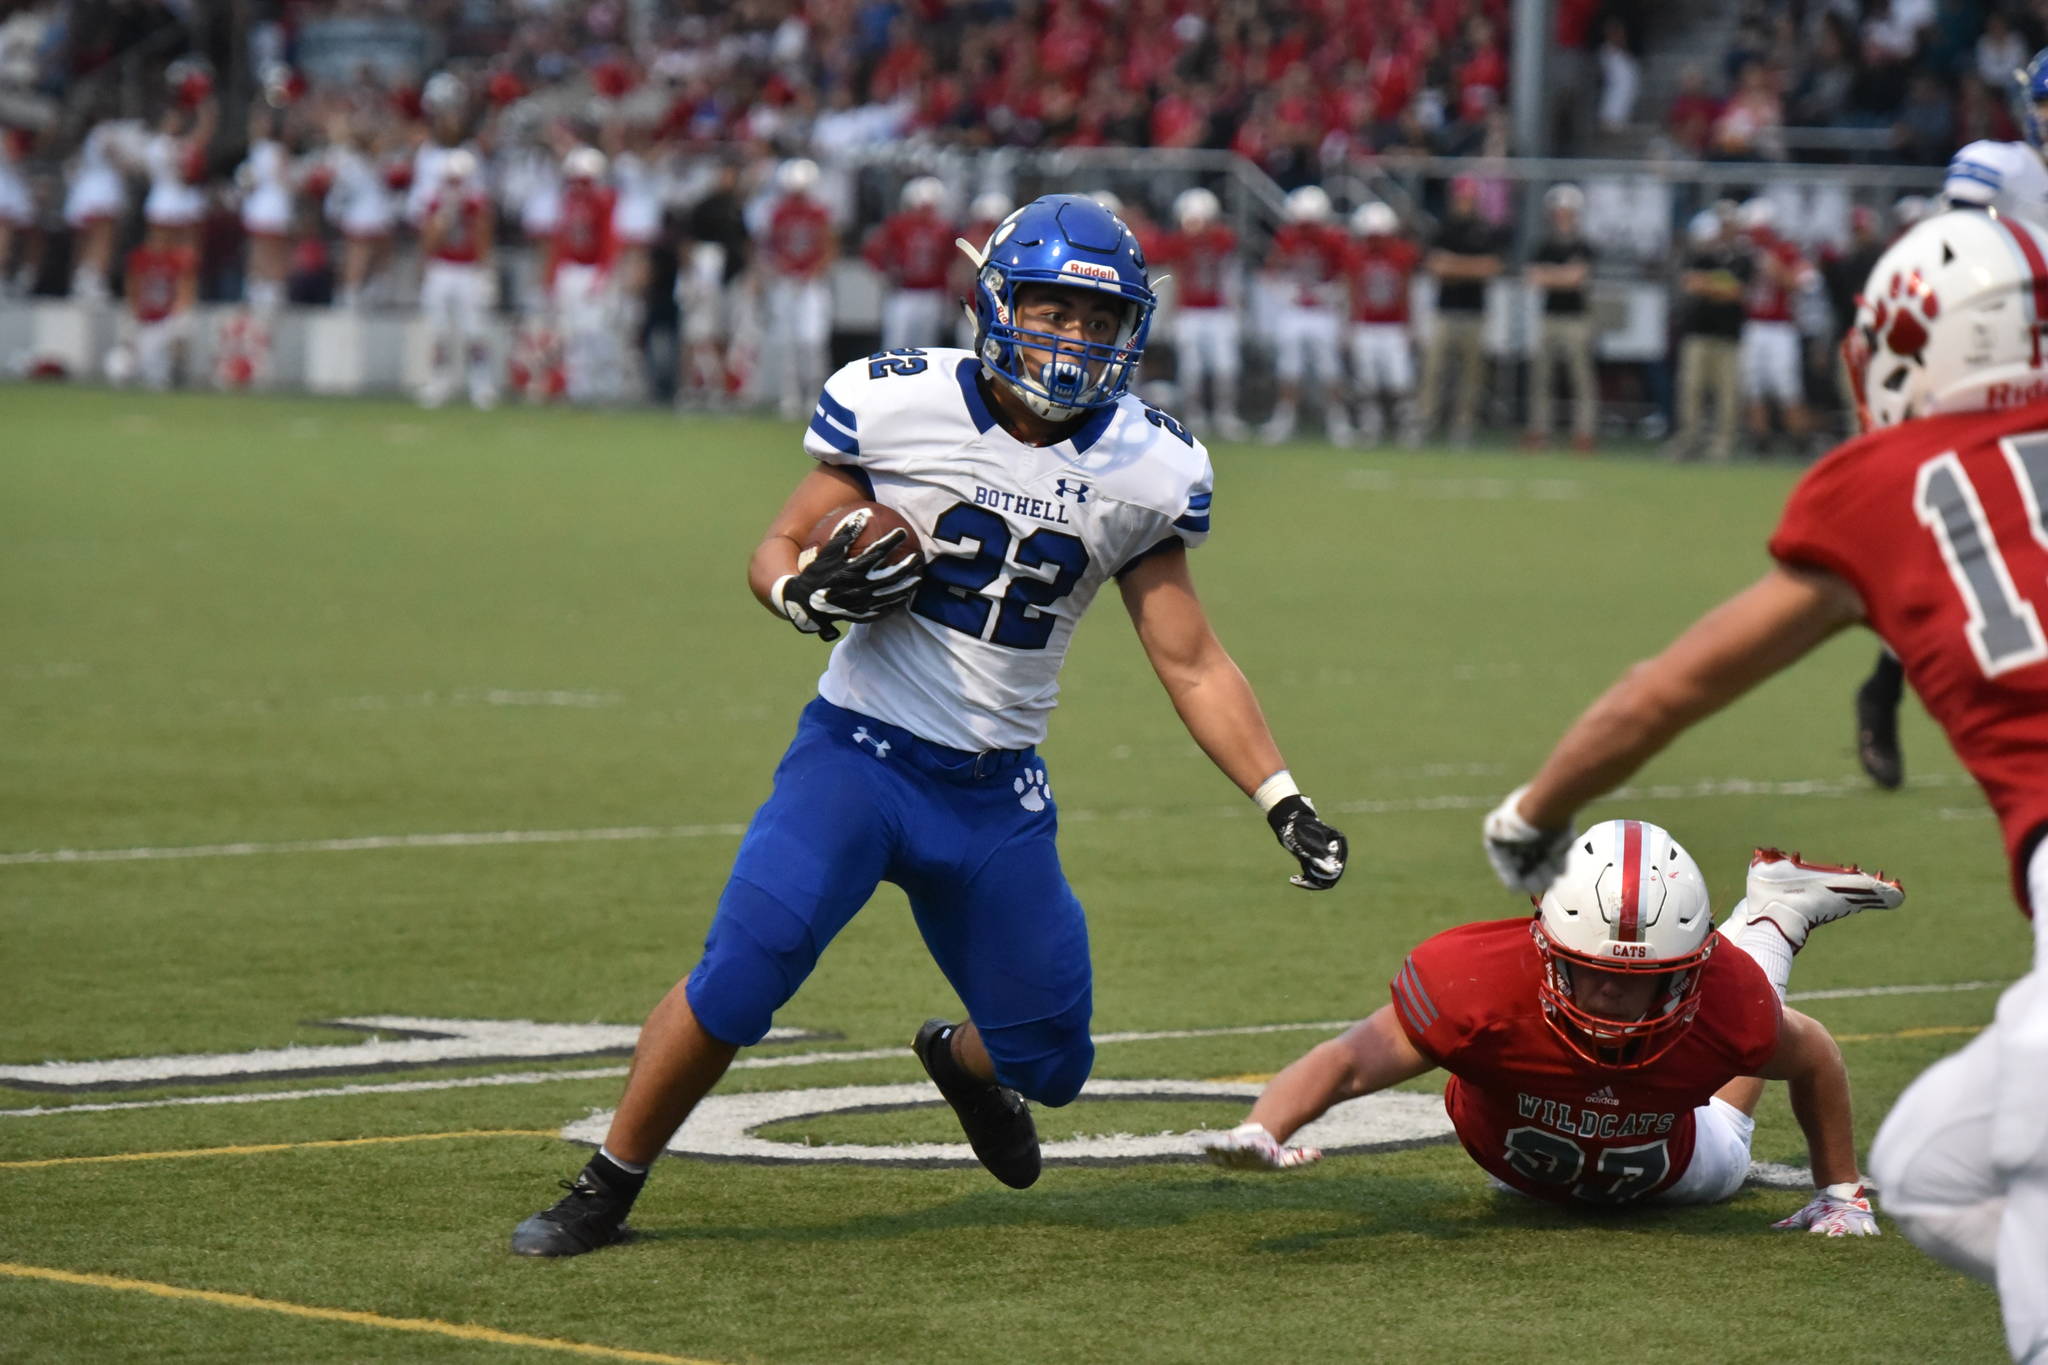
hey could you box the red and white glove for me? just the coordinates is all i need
[1772,1182,1879,1236]
[1200,1122,1323,1172]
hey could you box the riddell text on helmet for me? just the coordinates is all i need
[1984,379,2048,407]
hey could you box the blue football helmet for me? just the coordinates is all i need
[967,193,1155,421]
[2015,48,2048,151]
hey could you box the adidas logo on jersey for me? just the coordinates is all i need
[1584,1086,1620,1106]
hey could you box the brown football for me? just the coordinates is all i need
[800,501,924,572]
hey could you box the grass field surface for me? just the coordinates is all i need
[0,388,2015,1362]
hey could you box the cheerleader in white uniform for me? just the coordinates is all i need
[236,104,294,312]
[142,99,216,251]
[64,119,146,301]
[324,118,397,308]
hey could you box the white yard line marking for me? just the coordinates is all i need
[0,991,2003,1120]
[0,773,1972,868]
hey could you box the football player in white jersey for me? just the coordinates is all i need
[511,194,1352,1258]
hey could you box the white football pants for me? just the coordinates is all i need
[1871,841,2048,1363]
[421,261,496,405]
[880,289,945,352]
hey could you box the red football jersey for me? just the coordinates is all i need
[425,191,490,264]
[1345,237,1420,324]
[863,209,957,290]
[125,245,195,323]
[1157,224,1238,309]
[1771,402,2048,912]
[1269,222,1346,307]
[766,196,833,277]
[553,182,617,270]
[1391,918,1780,1205]
[1743,239,1805,323]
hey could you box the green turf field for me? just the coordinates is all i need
[0,387,2015,1363]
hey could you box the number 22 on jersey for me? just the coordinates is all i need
[1915,431,2048,676]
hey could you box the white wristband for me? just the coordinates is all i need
[1253,769,1301,814]
[1823,1181,1866,1201]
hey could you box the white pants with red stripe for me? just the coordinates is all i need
[766,276,830,413]
[1350,323,1416,395]
[1738,320,1802,405]
[552,263,619,403]
[880,289,945,351]
[420,261,496,406]
[1872,841,2048,1364]
[1272,304,1342,385]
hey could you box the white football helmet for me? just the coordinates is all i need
[563,146,606,181]
[1285,184,1332,224]
[1844,209,2048,431]
[1892,193,1932,230]
[1175,186,1220,228]
[422,71,467,115]
[1686,209,1723,248]
[1352,201,1398,237]
[441,148,478,183]
[1737,197,1775,235]
[901,175,944,211]
[1088,188,1125,217]
[1532,819,1715,1069]
[777,158,819,194]
[1544,182,1585,215]
[969,190,1013,223]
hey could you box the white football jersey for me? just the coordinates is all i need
[803,349,1213,752]
[1945,140,2048,223]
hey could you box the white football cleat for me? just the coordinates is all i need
[1199,1122,1323,1172]
[1727,848,1905,953]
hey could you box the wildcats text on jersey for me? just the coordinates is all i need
[1517,1091,1678,1140]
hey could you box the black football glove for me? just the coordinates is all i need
[773,520,923,642]
[1268,795,1348,891]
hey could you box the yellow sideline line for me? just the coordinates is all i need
[1832,1023,1983,1045]
[0,1262,725,1365]
[0,1127,555,1169]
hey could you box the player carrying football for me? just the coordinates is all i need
[1481,209,2048,1362]
[1206,821,1895,1234]
[511,193,1350,1257]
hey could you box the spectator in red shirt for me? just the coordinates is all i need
[1667,66,1721,157]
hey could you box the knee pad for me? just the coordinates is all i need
[980,1000,1093,1107]
[683,878,821,1048]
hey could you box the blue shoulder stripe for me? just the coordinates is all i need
[1172,512,1211,533]
[1186,491,1213,510]
[808,412,859,457]
[816,387,858,432]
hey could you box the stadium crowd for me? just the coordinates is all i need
[0,0,1987,445]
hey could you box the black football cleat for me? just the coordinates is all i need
[1854,666,1905,791]
[510,1165,635,1257]
[914,1018,1041,1189]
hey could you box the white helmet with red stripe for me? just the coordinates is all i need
[1845,209,2048,430]
[1532,819,1715,1069]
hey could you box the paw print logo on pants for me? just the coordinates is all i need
[1014,768,1050,812]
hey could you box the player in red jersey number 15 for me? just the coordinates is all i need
[1480,209,2048,1364]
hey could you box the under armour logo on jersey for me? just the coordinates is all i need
[1584,1085,1619,1106]
[1055,478,1091,504]
[852,727,891,759]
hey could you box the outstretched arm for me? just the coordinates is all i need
[1205,1007,1437,1169]
[1755,1007,1880,1235]
[1120,545,1347,890]
[1251,1007,1437,1142]
[1756,1007,1862,1190]
[1484,564,1862,891]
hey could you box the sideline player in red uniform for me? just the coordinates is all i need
[762,157,836,420]
[1207,821,1895,1230]
[548,146,619,404]
[1156,187,1247,441]
[1262,185,1351,445]
[417,147,497,408]
[863,175,956,351]
[1480,209,2048,1362]
[1736,199,1814,455]
[1342,201,1422,447]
